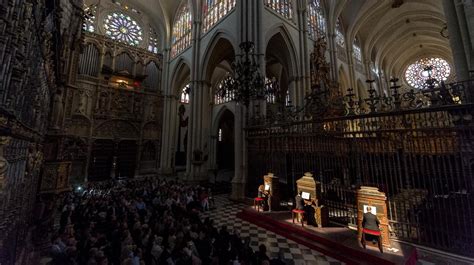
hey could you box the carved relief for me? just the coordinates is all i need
[25,144,43,180]
[112,91,131,113]
[94,120,139,139]
[64,116,91,137]
[50,89,65,129]
[74,89,92,115]
[142,122,160,139]
[60,138,87,161]
[40,162,71,193]
[97,91,109,112]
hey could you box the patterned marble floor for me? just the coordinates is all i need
[201,195,344,265]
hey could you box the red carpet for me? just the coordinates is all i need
[237,208,418,265]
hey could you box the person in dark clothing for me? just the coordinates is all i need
[362,206,380,231]
[295,192,305,210]
[361,206,383,252]
[255,244,270,265]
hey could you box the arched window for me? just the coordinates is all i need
[180,84,190,104]
[265,0,292,20]
[148,26,159,54]
[104,12,143,46]
[405,57,451,89]
[203,0,236,33]
[307,0,326,40]
[353,37,362,64]
[83,4,97,33]
[336,18,346,61]
[215,75,235,104]
[171,3,192,58]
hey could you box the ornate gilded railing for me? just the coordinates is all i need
[249,79,474,127]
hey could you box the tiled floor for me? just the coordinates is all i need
[201,195,344,265]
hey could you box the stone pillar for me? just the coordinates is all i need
[231,103,246,200]
[297,0,310,107]
[454,1,471,71]
[442,0,470,81]
[347,47,356,90]
[159,46,177,175]
[328,32,339,83]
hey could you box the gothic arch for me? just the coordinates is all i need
[170,58,191,97]
[200,33,236,83]
[264,25,299,79]
[212,105,235,135]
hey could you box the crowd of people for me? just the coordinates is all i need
[50,178,286,265]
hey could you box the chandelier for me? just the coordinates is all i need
[229,41,266,107]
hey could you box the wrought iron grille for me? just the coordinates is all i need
[246,80,474,256]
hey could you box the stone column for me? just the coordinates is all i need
[454,0,471,71]
[159,47,176,175]
[297,0,310,108]
[231,103,245,200]
[347,47,356,90]
[442,0,470,81]
[328,32,339,83]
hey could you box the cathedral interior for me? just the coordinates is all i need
[0,0,473,264]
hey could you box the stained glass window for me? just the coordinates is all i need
[203,0,236,33]
[308,0,326,40]
[265,0,292,20]
[83,4,97,33]
[180,84,190,104]
[336,19,346,62]
[148,27,159,54]
[336,19,345,48]
[353,37,362,64]
[215,75,235,104]
[405,57,451,89]
[104,12,143,46]
[171,3,192,58]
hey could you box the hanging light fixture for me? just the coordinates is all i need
[229,41,265,107]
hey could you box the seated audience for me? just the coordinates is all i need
[51,177,277,265]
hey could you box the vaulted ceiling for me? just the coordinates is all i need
[126,0,183,39]
[130,0,450,78]
[334,0,449,78]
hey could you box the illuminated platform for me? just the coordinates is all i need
[237,206,418,265]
